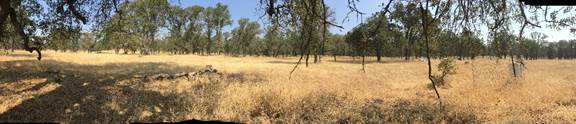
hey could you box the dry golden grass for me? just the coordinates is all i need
[1,50,575,123]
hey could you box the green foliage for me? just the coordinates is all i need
[438,58,456,76]
[345,24,366,57]
[203,3,232,54]
[213,3,232,54]
[45,28,81,52]
[79,33,97,52]
[263,24,285,56]
[227,18,261,56]
[95,0,170,54]
[3,0,576,61]
[436,30,485,59]
[430,58,456,87]
[326,34,348,57]
[164,5,206,54]
[391,2,423,60]
[489,31,515,58]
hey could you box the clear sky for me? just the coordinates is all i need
[168,0,384,35]
[149,0,576,42]
[171,0,575,42]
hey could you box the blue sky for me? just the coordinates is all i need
[171,0,574,42]
[169,0,384,35]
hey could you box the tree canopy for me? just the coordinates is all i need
[2,0,575,61]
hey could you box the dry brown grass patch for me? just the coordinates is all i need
[1,51,575,123]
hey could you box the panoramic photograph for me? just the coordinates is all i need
[1,0,575,123]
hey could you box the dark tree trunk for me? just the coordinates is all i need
[11,38,14,52]
[376,47,383,62]
[206,31,213,55]
[313,54,316,63]
[419,1,441,109]
[404,47,409,60]
[305,50,310,67]
[333,54,337,61]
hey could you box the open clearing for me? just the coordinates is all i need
[1,51,575,123]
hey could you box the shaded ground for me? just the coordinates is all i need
[0,59,480,123]
[0,60,236,123]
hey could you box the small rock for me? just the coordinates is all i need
[133,75,144,78]
[154,106,162,112]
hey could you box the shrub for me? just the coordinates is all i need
[433,58,456,87]
[438,58,456,76]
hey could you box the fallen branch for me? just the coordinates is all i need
[136,65,223,81]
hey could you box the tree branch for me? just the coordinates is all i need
[517,1,541,28]
[419,0,443,110]
[543,6,570,27]
[64,0,87,24]
[342,0,365,24]
[367,0,394,37]
[4,4,42,60]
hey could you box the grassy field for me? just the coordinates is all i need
[1,50,575,123]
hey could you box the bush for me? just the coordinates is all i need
[438,58,456,76]
[433,58,456,87]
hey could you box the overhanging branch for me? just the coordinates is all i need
[62,0,87,24]
[518,1,541,28]
[4,4,42,60]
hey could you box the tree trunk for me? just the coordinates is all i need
[420,2,441,109]
[333,54,337,61]
[314,54,318,63]
[416,45,422,59]
[206,31,213,55]
[376,47,383,62]
[404,29,413,61]
[11,37,14,52]
[404,47,409,60]
[305,50,310,67]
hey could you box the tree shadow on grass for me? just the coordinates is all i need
[0,53,50,58]
[329,59,413,64]
[266,61,299,64]
[0,60,233,123]
[265,60,411,65]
